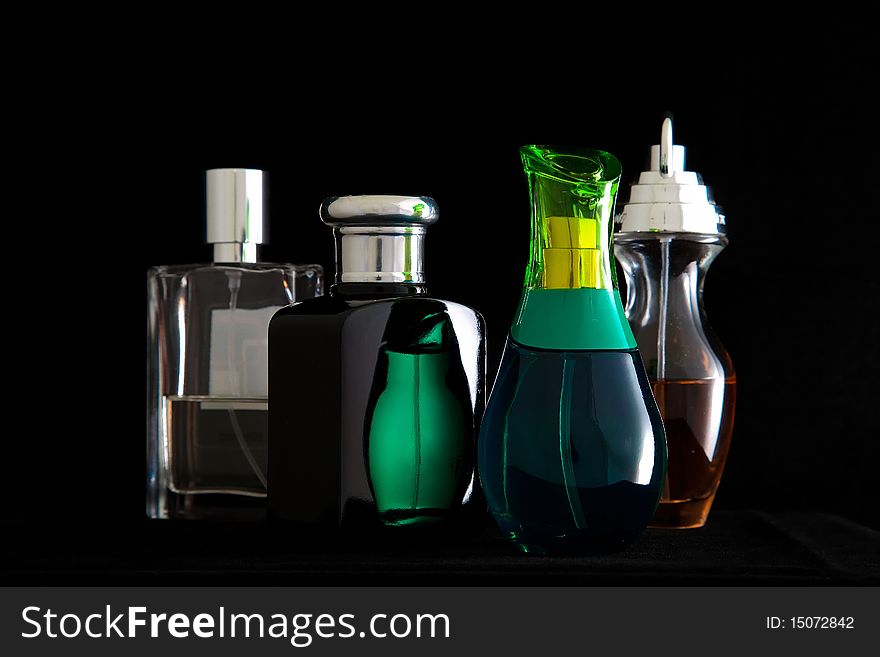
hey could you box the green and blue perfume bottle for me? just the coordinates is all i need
[478,147,666,554]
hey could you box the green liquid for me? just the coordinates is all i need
[367,346,473,526]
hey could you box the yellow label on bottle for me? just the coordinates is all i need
[541,216,604,289]
[544,216,599,249]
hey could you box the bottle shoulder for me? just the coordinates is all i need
[148,263,314,313]
[271,294,484,325]
[272,295,353,318]
[368,294,482,314]
[615,232,728,246]
[272,295,437,317]
[430,298,485,323]
[148,262,323,278]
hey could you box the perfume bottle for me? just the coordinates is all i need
[147,169,323,519]
[268,195,486,531]
[615,116,736,528]
[478,147,666,554]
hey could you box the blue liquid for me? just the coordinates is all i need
[478,340,666,554]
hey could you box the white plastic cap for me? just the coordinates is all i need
[615,117,725,235]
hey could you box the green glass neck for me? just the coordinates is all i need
[384,350,449,383]
[511,146,635,351]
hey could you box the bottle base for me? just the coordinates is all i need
[345,498,487,536]
[148,491,267,521]
[494,514,643,556]
[648,496,715,529]
[379,508,460,528]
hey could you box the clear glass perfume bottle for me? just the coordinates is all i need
[268,195,486,531]
[478,147,666,555]
[147,169,323,519]
[615,117,736,529]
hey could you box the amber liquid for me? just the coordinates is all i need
[649,377,736,528]
[165,396,268,497]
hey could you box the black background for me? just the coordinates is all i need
[8,10,878,536]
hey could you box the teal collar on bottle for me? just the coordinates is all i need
[511,288,635,350]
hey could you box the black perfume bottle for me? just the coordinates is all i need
[269,196,486,531]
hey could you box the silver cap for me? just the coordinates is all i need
[206,168,266,263]
[615,117,725,235]
[320,195,438,284]
[320,195,439,226]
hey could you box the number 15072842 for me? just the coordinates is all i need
[766,617,855,630]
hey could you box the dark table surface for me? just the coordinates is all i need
[3,511,878,586]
